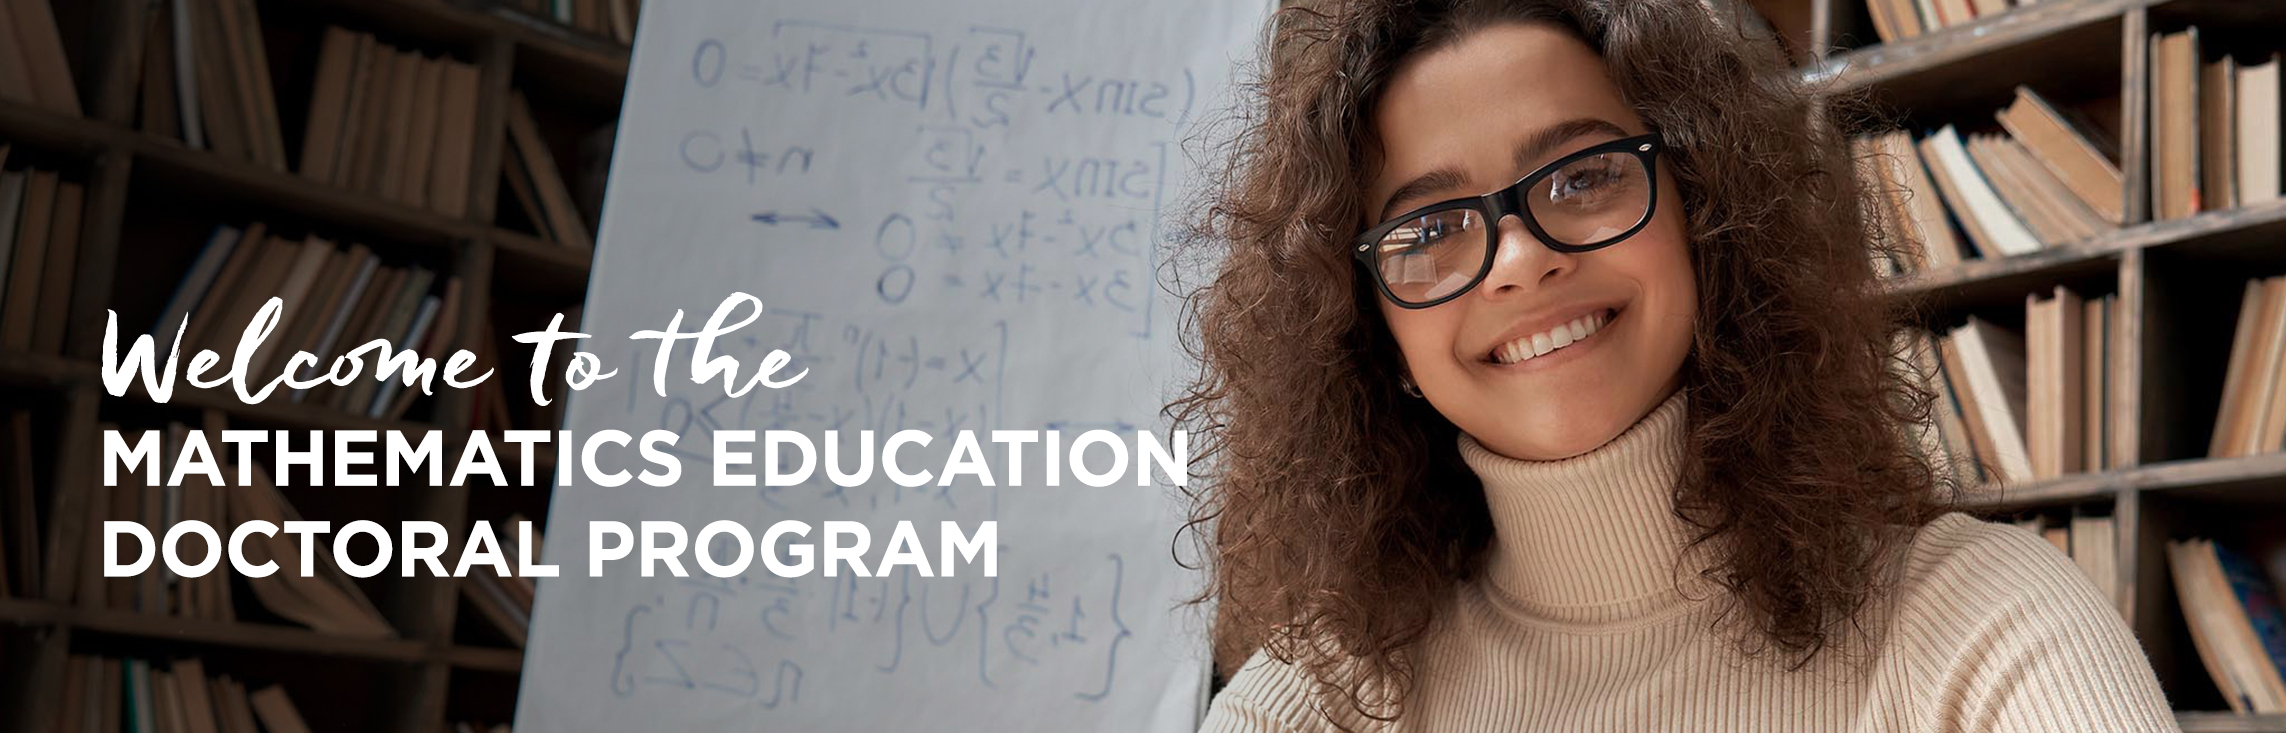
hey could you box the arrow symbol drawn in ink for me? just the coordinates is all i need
[750,207,841,230]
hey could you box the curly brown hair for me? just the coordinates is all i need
[1165,0,1967,722]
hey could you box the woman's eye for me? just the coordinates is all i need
[1549,157,1623,202]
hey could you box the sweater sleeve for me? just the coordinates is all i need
[1197,649,1336,733]
[1905,514,2181,733]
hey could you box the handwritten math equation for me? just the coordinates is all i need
[580,14,1206,715]
[605,551,1134,710]
[670,20,1196,341]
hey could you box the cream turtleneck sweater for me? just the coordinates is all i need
[1199,391,2180,732]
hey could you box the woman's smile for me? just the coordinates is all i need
[1483,304,1620,369]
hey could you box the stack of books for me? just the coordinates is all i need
[129,9,495,216]
[1900,286,2120,488]
[2165,536,2286,714]
[1859,0,2042,44]
[0,0,82,115]
[2149,29,2284,222]
[298,27,485,217]
[52,655,317,733]
[1857,87,2124,277]
[134,0,290,169]
[2207,275,2286,458]
[0,145,89,355]
[148,222,463,418]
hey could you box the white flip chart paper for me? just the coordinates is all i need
[513,2,1266,731]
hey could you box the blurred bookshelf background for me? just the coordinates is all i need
[1720,0,2286,729]
[0,0,625,731]
[0,0,2283,731]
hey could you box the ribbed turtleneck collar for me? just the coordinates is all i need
[1456,389,1719,626]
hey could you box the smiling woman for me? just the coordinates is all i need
[1362,26,1694,462]
[1168,0,2180,731]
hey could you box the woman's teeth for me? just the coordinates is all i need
[1493,310,1610,365]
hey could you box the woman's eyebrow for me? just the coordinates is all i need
[1515,118,1630,172]
[1375,117,1632,223]
[1379,169,1471,222]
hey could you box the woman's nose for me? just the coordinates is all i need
[1474,213,1575,300]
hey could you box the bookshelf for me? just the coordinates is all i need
[1790,0,2286,727]
[0,0,622,731]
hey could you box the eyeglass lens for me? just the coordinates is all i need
[1373,149,1651,305]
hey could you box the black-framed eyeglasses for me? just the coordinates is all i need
[1354,133,1663,309]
